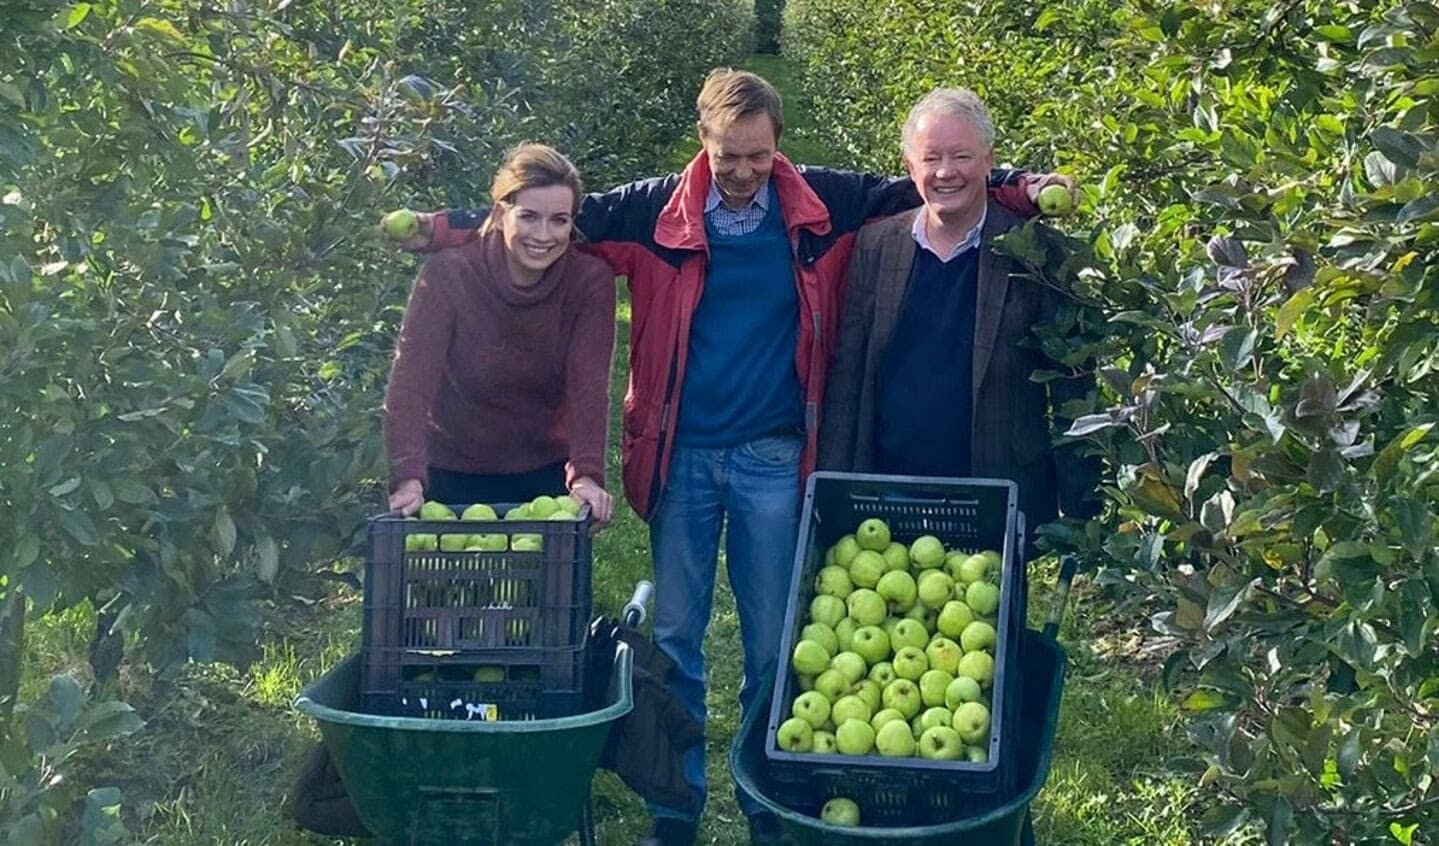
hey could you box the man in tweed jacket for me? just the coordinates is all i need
[817,88,1101,528]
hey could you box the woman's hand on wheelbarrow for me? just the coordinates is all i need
[389,479,424,516]
[569,476,613,535]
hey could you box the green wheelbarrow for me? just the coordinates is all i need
[731,559,1076,845]
[295,583,652,846]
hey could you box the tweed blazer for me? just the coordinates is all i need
[817,202,1100,526]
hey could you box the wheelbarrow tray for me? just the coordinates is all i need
[295,643,632,846]
[733,631,1065,845]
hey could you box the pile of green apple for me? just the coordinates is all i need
[776,518,1004,765]
[403,494,583,553]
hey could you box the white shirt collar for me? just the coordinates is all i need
[705,178,771,214]
[911,206,987,261]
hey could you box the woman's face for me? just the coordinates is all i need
[496,184,576,282]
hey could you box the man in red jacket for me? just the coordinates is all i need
[387,68,1067,845]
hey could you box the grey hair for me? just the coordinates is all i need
[901,88,995,154]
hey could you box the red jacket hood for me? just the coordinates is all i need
[653,151,832,251]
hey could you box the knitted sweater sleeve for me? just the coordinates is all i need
[382,255,456,490]
[564,260,619,489]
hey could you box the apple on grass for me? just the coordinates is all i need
[909,535,946,569]
[813,731,837,754]
[810,595,846,629]
[890,619,929,652]
[777,717,814,752]
[850,625,890,666]
[855,517,891,551]
[846,589,886,627]
[952,701,991,744]
[945,676,983,710]
[831,695,872,727]
[875,719,916,757]
[876,569,918,613]
[936,600,975,639]
[830,651,867,685]
[919,726,965,761]
[820,797,860,826]
[956,651,995,688]
[925,637,962,676]
[792,691,831,729]
[918,668,955,707]
[848,550,886,588]
[801,622,839,657]
[881,678,922,719]
[892,647,929,681]
[792,639,831,676]
[960,620,997,654]
[835,718,876,755]
[814,565,854,599]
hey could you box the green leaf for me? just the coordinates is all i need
[1275,287,1313,339]
[1219,327,1257,371]
[1183,688,1228,711]
[9,814,43,846]
[57,508,99,546]
[61,3,91,29]
[134,16,185,41]
[15,533,39,572]
[1373,423,1434,488]
[1201,804,1248,837]
[76,700,145,743]
[1337,726,1362,777]
[213,508,236,556]
[1393,497,1434,561]
[256,532,279,584]
[1371,127,1424,169]
[1205,578,1257,632]
[1267,794,1293,845]
[1306,448,1344,493]
[46,674,84,728]
[47,476,81,497]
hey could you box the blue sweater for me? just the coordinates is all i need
[674,191,804,446]
[875,247,979,475]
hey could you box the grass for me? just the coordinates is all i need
[14,53,1245,846]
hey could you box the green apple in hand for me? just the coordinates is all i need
[835,718,876,755]
[1037,183,1074,216]
[919,725,965,760]
[792,690,832,729]
[778,717,815,752]
[820,797,861,826]
[381,209,421,241]
[792,639,831,676]
[875,719,916,757]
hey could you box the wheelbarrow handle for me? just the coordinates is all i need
[1042,554,1078,642]
[622,580,654,629]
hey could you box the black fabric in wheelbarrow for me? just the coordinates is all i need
[586,617,704,814]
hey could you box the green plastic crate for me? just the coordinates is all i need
[295,644,632,846]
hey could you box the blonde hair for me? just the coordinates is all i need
[481,143,583,235]
[695,68,784,141]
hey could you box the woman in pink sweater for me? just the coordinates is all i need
[383,144,617,529]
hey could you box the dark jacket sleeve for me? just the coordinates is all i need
[573,175,676,278]
[817,227,879,471]
[799,166,1036,235]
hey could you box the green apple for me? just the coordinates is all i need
[792,691,832,729]
[956,651,995,688]
[820,797,861,826]
[439,533,470,551]
[848,550,886,589]
[833,617,857,651]
[875,719,916,757]
[831,534,862,568]
[909,535,946,569]
[792,639,831,676]
[406,533,438,551]
[891,619,929,652]
[814,668,850,703]
[1037,183,1074,216]
[917,570,954,609]
[944,676,983,710]
[777,716,815,752]
[801,622,839,657]
[381,209,421,241]
[960,620,998,654]
[965,581,1001,616]
[527,495,559,518]
[846,589,886,626]
[814,565,854,599]
[460,502,498,521]
[943,550,969,582]
[892,646,928,681]
[831,694,872,727]
[981,549,1002,572]
[868,661,897,687]
[904,602,937,634]
[870,707,906,733]
[471,665,505,682]
[875,570,917,612]
[419,500,456,521]
[830,651,867,685]
[503,504,530,520]
[925,637,962,676]
[546,510,575,521]
[850,625,890,666]
[852,678,882,713]
[881,678,922,719]
[965,745,989,763]
[918,725,965,761]
[555,495,583,516]
[881,542,910,572]
[798,674,816,692]
[512,534,543,552]
[918,669,955,708]
[953,701,991,744]
[919,705,954,733]
[466,533,508,551]
[810,595,846,628]
[954,552,990,586]
[855,517,891,551]
[812,731,838,754]
[882,617,902,641]
[936,600,975,638]
[835,718,876,755]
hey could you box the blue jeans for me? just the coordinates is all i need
[648,433,804,822]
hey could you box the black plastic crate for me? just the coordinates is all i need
[764,472,1025,812]
[362,647,587,720]
[360,504,592,716]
